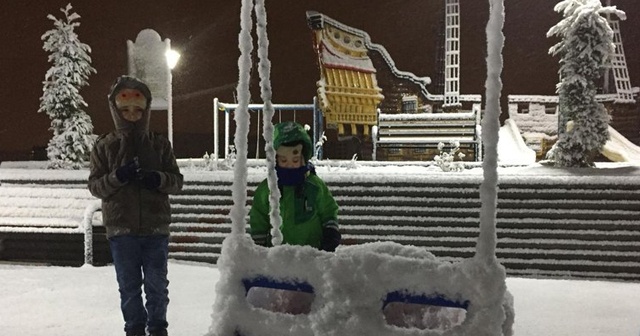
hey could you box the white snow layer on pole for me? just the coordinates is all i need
[255,0,283,246]
[476,0,504,263]
[230,0,254,235]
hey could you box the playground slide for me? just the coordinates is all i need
[497,119,537,165]
[601,126,640,163]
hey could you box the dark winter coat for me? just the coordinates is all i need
[88,76,183,238]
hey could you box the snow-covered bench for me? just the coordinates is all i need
[372,104,483,161]
[0,167,107,266]
[0,186,98,232]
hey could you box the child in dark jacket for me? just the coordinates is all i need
[88,75,183,336]
[249,121,340,251]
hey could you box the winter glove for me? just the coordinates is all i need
[115,158,140,184]
[138,170,162,190]
[320,227,341,252]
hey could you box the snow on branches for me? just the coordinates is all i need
[39,3,97,169]
[546,0,625,167]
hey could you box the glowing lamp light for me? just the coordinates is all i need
[165,49,181,69]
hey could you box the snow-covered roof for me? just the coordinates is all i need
[319,40,376,73]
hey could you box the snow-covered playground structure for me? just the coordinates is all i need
[505,94,640,164]
[304,0,640,166]
[305,2,485,162]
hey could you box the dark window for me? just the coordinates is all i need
[402,95,418,113]
[517,103,529,114]
[544,105,557,115]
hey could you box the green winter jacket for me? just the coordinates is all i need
[249,173,339,248]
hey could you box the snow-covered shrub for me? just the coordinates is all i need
[546,0,625,167]
[223,145,237,169]
[39,3,96,169]
[434,141,465,172]
[346,153,360,170]
[199,151,218,171]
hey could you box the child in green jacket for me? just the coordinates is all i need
[249,121,340,251]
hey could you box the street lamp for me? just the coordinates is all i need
[165,48,180,145]
[166,49,180,70]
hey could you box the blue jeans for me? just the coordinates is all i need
[109,234,170,333]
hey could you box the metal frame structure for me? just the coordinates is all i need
[212,97,321,160]
[444,0,461,109]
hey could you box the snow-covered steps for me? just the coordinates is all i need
[3,164,640,282]
[167,168,640,282]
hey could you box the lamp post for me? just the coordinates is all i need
[165,47,180,145]
[127,29,180,145]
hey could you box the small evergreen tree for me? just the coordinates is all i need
[39,3,97,169]
[546,0,625,167]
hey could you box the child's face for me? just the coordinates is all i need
[119,106,144,122]
[115,88,146,122]
[276,144,304,168]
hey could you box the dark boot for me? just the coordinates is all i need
[125,330,146,336]
[148,329,168,336]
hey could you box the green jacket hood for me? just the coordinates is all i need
[273,121,313,161]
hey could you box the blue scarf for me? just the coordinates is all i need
[276,163,313,186]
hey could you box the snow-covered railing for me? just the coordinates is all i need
[82,200,102,265]
[508,93,638,104]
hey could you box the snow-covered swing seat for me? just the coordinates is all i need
[208,1,514,335]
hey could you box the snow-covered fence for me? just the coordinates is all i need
[373,104,483,161]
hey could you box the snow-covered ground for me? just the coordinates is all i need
[0,260,639,336]
[2,159,640,335]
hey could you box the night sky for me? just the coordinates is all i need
[2,0,639,160]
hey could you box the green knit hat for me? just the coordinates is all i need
[273,121,313,161]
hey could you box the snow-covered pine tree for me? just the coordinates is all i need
[38,3,97,169]
[546,0,625,167]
